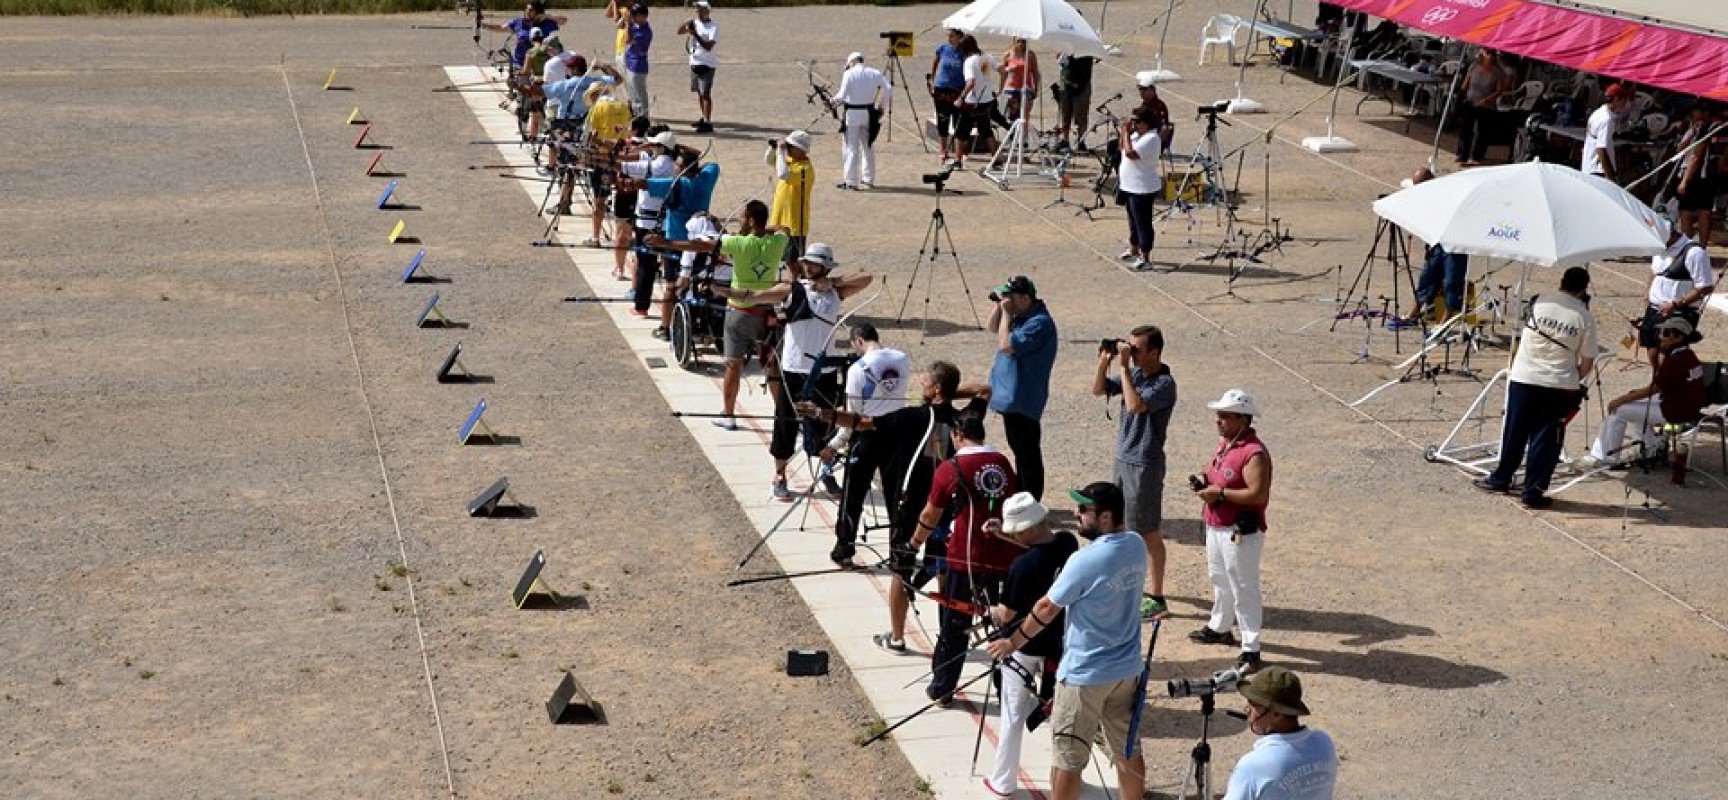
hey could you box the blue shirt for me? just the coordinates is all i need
[541,74,614,120]
[645,163,721,240]
[508,18,559,67]
[934,43,966,90]
[989,300,1058,419]
[1104,363,1177,466]
[1046,530,1146,685]
[624,21,653,73]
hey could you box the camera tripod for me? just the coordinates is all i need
[1077,99,1124,221]
[1172,691,1221,800]
[881,40,930,153]
[1160,103,1230,222]
[1331,215,1416,360]
[895,180,983,343]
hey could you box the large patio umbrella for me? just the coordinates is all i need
[1371,161,1665,268]
[943,0,1108,58]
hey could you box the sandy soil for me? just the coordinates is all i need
[1,6,1725,799]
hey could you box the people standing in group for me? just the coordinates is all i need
[1091,325,1175,619]
[1638,212,1716,368]
[1473,267,1598,509]
[616,2,654,118]
[825,324,910,567]
[1670,102,1725,247]
[979,493,1076,798]
[1582,83,1632,182]
[1588,317,1708,468]
[768,130,816,266]
[999,38,1041,129]
[988,275,1058,500]
[1053,51,1095,153]
[952,35,998,169]
[1116,109,1163,271]
[1190,389,1274,675]
[798,364,992,655]
[1224,667,1339,800]
[928,29,968,162]
[680,0,718,132]
[910,407,1019,706]
[834,52,891,191]
[986,481,1147,800]
[482,1,566,69]
[1454,49,1511,166]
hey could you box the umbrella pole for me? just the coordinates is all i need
[1427,47,1471,170]
[1223,0,1267,113]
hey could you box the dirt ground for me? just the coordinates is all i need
[1,5,1725,799]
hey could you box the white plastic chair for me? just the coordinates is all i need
[1199,15,1244,66]
[1497,80,1544,112]
[1412,59,1460,116]
[1641,112,1669,137]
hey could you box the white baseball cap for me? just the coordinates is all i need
[847,52,865,65]
[1207,389,1260,417]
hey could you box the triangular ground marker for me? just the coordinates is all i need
[458,397,494,443]
[323,68,338,90]
[436,342,470,382]
[401,249,428,282]
[365,152,386,176]
[353,123,373,149]
[388,219,407,243]
[415,292,450,328]
[467,476,517,516]
[377,179,399,209]
[545,671,605,724]
[346,106,365,125]
[512,550,559,608]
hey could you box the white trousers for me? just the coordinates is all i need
[841,108,875,186]
[986,651,1043,795]
[1205,524,1264,652]
[1590,398,1667,463]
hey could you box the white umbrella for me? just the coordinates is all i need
[1371,161,1665,268]
[943,0,1108,58]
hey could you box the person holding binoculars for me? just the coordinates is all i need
[1189,389,1273,675]
[1090,325,1175,620]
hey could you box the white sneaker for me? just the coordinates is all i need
[1118,249,1137,262]
[1132,257,1151,270]
[710,417,738,432]
[858,182,873,191]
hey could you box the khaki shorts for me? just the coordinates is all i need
[1050,674,1141,772]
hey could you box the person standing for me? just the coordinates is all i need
[980,493,1076,798]
[911,408,1019,705]
[1224,667,1339,800]
[1671,103,1725,247]
[999,38,1041,128]
[482,1,566,69]
[928,29,968,162]
[619,130,678,318]
[1054,51,1095,153]
[953,35,997,169]
[1091,325,1175,619]
[617,2,654,118]
[768,130,816,266]
[988,275,1058,500]
[1638,214,1716,369]
[1453,50,1511,166]
[1189,389,1274,675]
[1473,267,1598,509]
[680,1,718,132]
[825,324,910,566]
[1117,109,1163,270]
[835,52,891,191]
[986,481,1147,800]
[1582,83,1631,182]
[1133,73,1174,154]
[1588,317,1708,468]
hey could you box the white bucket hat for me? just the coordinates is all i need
[1207,389,1260,417]
[785,129,813,151]
[800,242,839,272]
[648,131,679,149]
[1000,492,1048,534]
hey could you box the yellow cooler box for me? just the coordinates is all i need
[1163,166,1209,204]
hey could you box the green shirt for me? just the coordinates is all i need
[721,231,788,309]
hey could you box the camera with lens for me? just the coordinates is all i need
[1188,474,1208,493]
[922,166,956,185]
[768,138,779,148]
[1167,667,1242,699]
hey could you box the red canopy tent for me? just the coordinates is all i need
[1328,0,1728,100]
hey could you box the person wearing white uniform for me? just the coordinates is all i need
[1224,666,1338,800]
[834,52,891,191]
[1636,215,1716,368]
[680,1,718,132]
[826,323,910,565]
[1582,83,1630,182]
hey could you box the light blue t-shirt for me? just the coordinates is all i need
[1046,530,1146,685]
[645,163,721,241]
[1223,728,1339,800]
[541,74,614,120]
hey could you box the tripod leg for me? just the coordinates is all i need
[896,211,939,323]
[934,213,983,330]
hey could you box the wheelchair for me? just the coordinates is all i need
[667,255,732,369]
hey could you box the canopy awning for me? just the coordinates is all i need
[1331,0,1728,101]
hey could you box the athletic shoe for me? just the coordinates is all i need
[873,633,908,654]
[821,473,843,499]
[628,309,649,318]
[857,182,873,191]
[1188,627,1237,646]
[651,326,669,340]
[1118,249,1138,262]
[710,417,738,432]
[1131,257,1152,271]
[830,542,856,567]
[536,165,554,177]
[1385,316,1422,330]
[771,476,793,502]
[836,182,856,191]
[1521,494,1554,510]
[580,236,601,247]
[925,686,954,708]
[1141,595,1168,619]
[1236,651,1264,675]
[1471,477,1510,494]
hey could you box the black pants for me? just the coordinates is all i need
[631,225,662,313]
[1001,411,1045,500]
[770,371,840,462]
[929,569,1004,700]
[834,431,899,551]
[1488,381,1578,502]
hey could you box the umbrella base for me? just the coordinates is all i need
[1224,97,1266,114]
[1140,68,1181,83]
[1302,135,1358,154]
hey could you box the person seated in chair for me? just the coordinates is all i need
[1587,317,1708,468]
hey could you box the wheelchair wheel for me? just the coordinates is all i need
[670,302,696,368]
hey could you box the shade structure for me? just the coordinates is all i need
[943,0,1108,58]
[1370,162,1665,268]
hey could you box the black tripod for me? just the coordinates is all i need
[895,177,983,343]
[1331,216,1416,360]
[1173,692,1220,800]
[882,41,929,153]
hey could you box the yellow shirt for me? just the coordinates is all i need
[615,27,629,59]
[587,96,633,143]
[770,159,814,237]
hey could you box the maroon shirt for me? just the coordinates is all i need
[1657,345,1707,424]
[1202,429,1271,532]
[928,446,1020,575]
